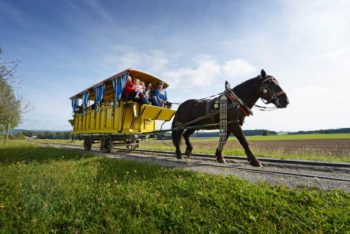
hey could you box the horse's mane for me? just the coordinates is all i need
[232,76,262,107]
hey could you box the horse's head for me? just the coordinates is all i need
[259,69,289,108]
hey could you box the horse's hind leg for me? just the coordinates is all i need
[172,129,184,159]
[183,129,195,157]
[215,132,230,163]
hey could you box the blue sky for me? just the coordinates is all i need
[1,0,349,131]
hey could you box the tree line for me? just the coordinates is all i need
[289,128,350,135]
[14,130,72,139]
[0,48,24,143]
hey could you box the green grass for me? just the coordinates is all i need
[30,138,83,145]
[1,140,350,233]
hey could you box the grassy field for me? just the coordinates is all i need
[0,140,350,233]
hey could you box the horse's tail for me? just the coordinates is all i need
[171,114,182,146]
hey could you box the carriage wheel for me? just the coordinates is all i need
[100,138,113,153]
[83,138,92,151]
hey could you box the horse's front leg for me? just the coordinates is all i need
[215,132,231,163]
[232,125,262,167]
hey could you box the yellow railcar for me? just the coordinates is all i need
[69,69,176,152]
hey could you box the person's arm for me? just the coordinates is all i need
[125,83,135,93]
[152,89,160,98]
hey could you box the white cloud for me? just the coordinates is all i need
[103,50,169,73]
[283,0,350,62]
[102,50,256,91]
[163,57,221,89]
[222,59,256,79]
[290,86,330,99]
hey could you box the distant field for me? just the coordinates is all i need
[193,133,350,141]
[0,140,349,233]
[141,133,350,162]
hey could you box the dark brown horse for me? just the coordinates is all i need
[171,69,289,167]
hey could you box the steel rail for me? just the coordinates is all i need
[134,149,350,168]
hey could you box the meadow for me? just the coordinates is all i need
[0,140,350,233]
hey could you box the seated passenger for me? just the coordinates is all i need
[141,82,152,105]
[134,79,144,99]
[124,76,136,100]
[150,82,169,107]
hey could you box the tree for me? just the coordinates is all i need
[0,78,21,142]
[262,130,270,136]
[0,49,23,143]
[0,48,19,82]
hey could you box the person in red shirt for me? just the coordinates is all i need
[124,76,136,100]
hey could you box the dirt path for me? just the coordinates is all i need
[42,143,350,192]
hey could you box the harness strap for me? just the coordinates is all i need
[218,95,228,151]
[175,101,239,128]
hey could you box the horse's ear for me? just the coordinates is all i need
[225,81,231,90]
[261,69,266,79]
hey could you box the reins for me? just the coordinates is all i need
[253,103,277,111]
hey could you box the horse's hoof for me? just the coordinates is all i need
[176,155,183,160]
[185,150,192,157]
[217,157,226,164]
[249,160,262,167]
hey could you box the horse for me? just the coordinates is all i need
[171,69,289,167]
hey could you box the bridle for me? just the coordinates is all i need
[256,76,286,111]
[260,77,286,103]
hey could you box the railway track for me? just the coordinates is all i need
[35,142,350,184]
[134,149,350,169]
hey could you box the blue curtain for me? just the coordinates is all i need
[71,98,79,113]
[94,84,105,112]
[82,91,89,113]
[112,73,128,107]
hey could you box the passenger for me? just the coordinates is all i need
[124,75,136,100]
[141,82,152,105]
[134,79,144,99]
[151,82,169,107]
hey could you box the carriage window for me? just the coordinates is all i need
[71,98,80,113]
[82,91,90,113]
[94,84,105,111]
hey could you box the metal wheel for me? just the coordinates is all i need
[100,138,113,153]
[84,138,92,151]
